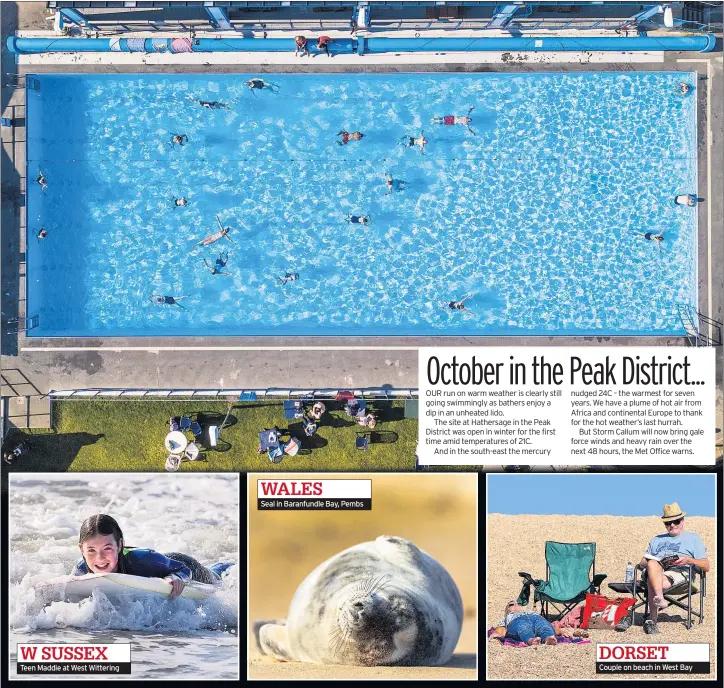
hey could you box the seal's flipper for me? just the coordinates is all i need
[259,622,292,661]
[253,619,286,654]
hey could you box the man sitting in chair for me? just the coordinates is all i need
[617,502,709,634]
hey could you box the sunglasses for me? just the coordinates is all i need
[507,602,516,608]
[665,518,683,526]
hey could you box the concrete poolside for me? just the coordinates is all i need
[1,3,722,418]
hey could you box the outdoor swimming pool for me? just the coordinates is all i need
[25,72,697,337]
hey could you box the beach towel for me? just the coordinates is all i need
[151,38,169,52]
[487,628,590,647]
[552,603,585,630]
[170,38,194,54]
[125,38,146,53]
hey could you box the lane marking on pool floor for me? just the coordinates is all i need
[678,57,713,340]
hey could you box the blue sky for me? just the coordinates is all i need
[488,474,716,516]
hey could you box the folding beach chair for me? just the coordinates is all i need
[356,432,370,451]
[608,562,706,630]
[518,541,607,621]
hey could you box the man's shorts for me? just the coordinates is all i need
[664,569,689,587]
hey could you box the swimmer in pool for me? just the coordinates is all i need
[279,272,299,286]
[36,171,48,190]
[639,231,665,252]
[202,251,230,276]
[170,134,188,147]
[385,173,405,194]
[448,294,473,313]
[337,130,364,145]
[403,132,427,153]
[346,213,369,225]
[71,515,232,600]
[37,228,48,240]
[676,82,691,96]
[432,106,475,134]
[174,197,188,207]
[196,100,229,110]
[150,294,188,308]
[246,78,279,94]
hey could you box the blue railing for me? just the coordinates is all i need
[8,33,717,54]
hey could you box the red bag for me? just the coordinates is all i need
[581,593,634,630]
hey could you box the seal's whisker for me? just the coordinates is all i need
[329,625,351,656]
[367,573,392,596]
[362,575,383,595]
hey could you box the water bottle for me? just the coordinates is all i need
[625,562,634,584]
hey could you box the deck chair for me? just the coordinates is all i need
[283,399,304,420]
[345,399,366,417]
[518,541,606,621]
[608,562,706,630]
[356,432,370,451]
[303,416,317,437]
[189,420,202,439]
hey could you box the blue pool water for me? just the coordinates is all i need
[25,73,697,337]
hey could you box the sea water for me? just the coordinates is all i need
[8,474,239,680]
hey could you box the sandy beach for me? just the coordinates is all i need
[487,514,717,680]
[248,473,478,679]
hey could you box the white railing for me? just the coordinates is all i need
[50,388,418,400]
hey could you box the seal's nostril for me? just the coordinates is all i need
[353,602,364,609]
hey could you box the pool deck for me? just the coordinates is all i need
[1,3,722,417]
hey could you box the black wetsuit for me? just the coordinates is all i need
[72,548,228,585]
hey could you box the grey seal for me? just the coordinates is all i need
[255,535,463,666]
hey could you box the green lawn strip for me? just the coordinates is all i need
[6,399,417,472]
